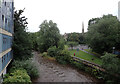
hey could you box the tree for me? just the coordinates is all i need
[101,53,120,74]
[38,20,61,53]
[67,41,78,49]
[29,32,39,51]
[88,18,100,26]
[12,9,32,60]
[86,14,120,54]
[67,32,85,44]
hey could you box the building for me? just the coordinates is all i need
[0,0,14,82]
[118,1,120,21]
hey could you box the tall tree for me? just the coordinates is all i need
[29,32,39,51]
[12,10,32,60]
[67,32,85,44]
[86,14,120,54]
[38,20,61,53]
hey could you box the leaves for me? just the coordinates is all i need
[37,20,61,53]
[86,14,120,54]
[13,9,32,60]
[101,53,120,74]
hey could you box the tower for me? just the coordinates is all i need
[118,1,120,21]
[82,22,84,35]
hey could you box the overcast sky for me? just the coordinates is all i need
[14,0,120,34]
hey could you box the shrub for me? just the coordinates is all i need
[11,59,39,79]
[42,52,48,57]
[55,50,72,64]
[47,46,58,57]
[71,61,85,70]
[85,67,92,73]
[3,69,31,83]
[101,53,120,74]
[58,38,65,50]
[66,41,78,48]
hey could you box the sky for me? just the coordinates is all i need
[14,0,120,34]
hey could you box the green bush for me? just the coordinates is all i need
[11,59,39,79]
[71,61,85,70]
[3,69,31,83]
[47,46,58,57]
[85,67,92,73]
[101,53,120,74]
[55,50,72,64]
[58,38,65,50]
[42,52,48,57]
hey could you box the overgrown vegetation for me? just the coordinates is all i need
[66,41,78,49]
[66,32,85,44]
[47,46,72,64]
[100,53,120,82]
[70,60,105,81]
[101,53,120,74]
[3,69,31,83]
[10,59,39,79]
[47,46,58,57]
[55,50,72,64]
[86,14,120,55]
[37,20,61,53]
[13,9,32,60]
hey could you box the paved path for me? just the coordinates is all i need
[32,51,99,82]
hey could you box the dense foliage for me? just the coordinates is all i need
[101,53,120,74]
[101,53,120,82]
[47,46,72,64]
[29,32,39,51]
[37,20,61,53]
[47,46,58,57]
[66,32,85,44]
[86,14,120,54]
[55,50,72,64]
[13,10,32,60]
[67,41,78,49]
[10,59,39,79]
[3,69,31,83]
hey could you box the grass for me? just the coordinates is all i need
[69,50,102,65]
[84,49,101,57]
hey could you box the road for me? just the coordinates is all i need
[32,51,100,83]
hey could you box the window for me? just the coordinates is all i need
[2,57,3,63]
[5,1,6,6]
[2,15,5,28]
[3,37,6,50]
[2,15,4,22]
[3,37,6,44]
[7,53,8,58]
[4,56,5,61]
[5,18,7,23]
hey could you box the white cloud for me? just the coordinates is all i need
[14,0,119,34]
